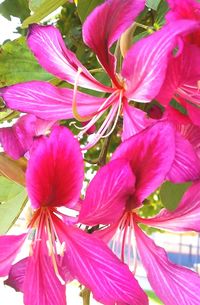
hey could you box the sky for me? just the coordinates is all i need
[0,0,62,45]
[0,0,20,43]
[0,15,20,44]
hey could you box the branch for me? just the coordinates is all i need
[80,287,91,305]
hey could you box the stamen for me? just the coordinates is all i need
[78,91,119,138]
[46,217,54,256]
[197,80,200,92]
[112,226,121,254]
[130,214,137,274]
[127,220,132,267]
[101,90,123,138]
[72,68,93,122]
[29,209,45,257]
[69,121,85,131]
[29,241,34,256]
[59,242,66,257]
[121,217,128,262]
[45,213,65,285]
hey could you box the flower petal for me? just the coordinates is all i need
[166,0,200,46]
[112,122,175,204]
[57,222,148,305]
[137,181,200,232]
[167,130,200,182]
[0,81,105,120]
[26,126,84,209]
[185,102,200,126]
[166,0,200,22]
[0,115,36,159]
[83,0,145,85]
[176,123,200,159]
[134,223,200,305]
[4,257,28,292]
[0,114,54,160]
[122,103,156,141]
[0,233,27,276]
[122,20,199,102]
[157,44,200,107]
[166,105,191,125]
[27,24,111,92]
[23,240,66,305]
[79,159,135,225]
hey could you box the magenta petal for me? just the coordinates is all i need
[135,224,200,305]
[83,0,145,85]
[166,0,200,46]
[0,114,36,159]
[1,81,105,120]
[59,224,148,305]
[27,24,111,92]
[167,131,200,182]
[112,122,175,203]
[5,257,28,292]
[186,102,200,126]
[157,44,200,106]
[122,103,156,141]
[138,181,200,232]
[26,126,84,209]
[23,242,66,305]
[166,0,200,26]
[122,20,199,102]
[79,159,135,226]
[0,233,27,276]
[166,105,191,125]
[0,114,54,160]
[177,123,200,159]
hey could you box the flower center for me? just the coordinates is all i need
[111,211,137,273]
[28,207,65,284]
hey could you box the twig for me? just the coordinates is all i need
[80,287,91,305]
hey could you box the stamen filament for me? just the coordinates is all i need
[78,91,119,136]
[101,90,123,138]
[130,214,137,274]
[45,212,65,285]
[121,217,128,262]
[72,67,93,122]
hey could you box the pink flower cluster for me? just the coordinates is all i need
[0,0,200,304]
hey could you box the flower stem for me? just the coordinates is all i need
[80,287,91,305]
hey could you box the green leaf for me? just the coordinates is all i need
[0,153,26,186]
[170,98,187,115]
[0,0,30,21]
[77,0,104,23]
[155,0,169,26]
[0,37,54,87]
[160,181,191,211]
[29,0,47,11]
[0,177,27,234]
[22,0,68,28]
[146,0,162,11]
[0,176,22,201]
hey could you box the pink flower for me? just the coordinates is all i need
[0,0,198,148]
[155,0,200,126]
[79,122,200,305]
[0,114,55,159]
[156,43,200,126]
[166,0,200,45]
[0,126,148,305]
[121,105,200,183]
